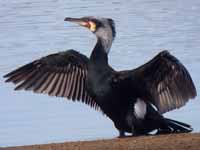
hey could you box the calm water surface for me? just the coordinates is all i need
[0,0,200,147]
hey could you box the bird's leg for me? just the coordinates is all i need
[131,125,140,136]
[131,125,136,136]
[118,130,125,138]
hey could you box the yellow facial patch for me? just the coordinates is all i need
[88,21,96,32]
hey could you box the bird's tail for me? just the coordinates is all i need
[157,118,193,134]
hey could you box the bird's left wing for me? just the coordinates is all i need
[117,50,196,114]
[4,49,99,110]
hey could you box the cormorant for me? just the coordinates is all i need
[4,16,197,137]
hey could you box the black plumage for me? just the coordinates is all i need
[4,16,197,137]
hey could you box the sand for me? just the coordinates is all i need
[3,133,200,150]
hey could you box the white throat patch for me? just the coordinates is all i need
[134,98,147,119]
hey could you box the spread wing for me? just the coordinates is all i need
[4,49,99,110]
[123,50,197,114]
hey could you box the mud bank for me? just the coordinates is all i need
[4,133,200,150]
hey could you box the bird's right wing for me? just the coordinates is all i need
[4,49,100,110]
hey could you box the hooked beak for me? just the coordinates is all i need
[64,17,97,32]
[64,17,90,28]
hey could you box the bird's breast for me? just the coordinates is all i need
[86,70,112,98]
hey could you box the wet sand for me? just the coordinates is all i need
[4,133,200,150]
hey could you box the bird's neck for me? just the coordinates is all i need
[90,37,112,64]
[98,34,113,54]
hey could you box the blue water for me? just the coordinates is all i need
[0,0,200,147]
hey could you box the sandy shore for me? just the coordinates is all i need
[3,133,200,150]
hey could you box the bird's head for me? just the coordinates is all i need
[64,16,116,42]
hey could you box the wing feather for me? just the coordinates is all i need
[125,50,196,113]
[4,49,100,110]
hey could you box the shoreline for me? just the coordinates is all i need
[4,133,200,150]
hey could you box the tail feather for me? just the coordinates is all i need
[165,118,192,129]
[164,118,192,133]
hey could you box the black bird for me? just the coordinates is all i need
[4,16,197,137]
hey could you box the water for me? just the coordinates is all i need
[0,0,200,147]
